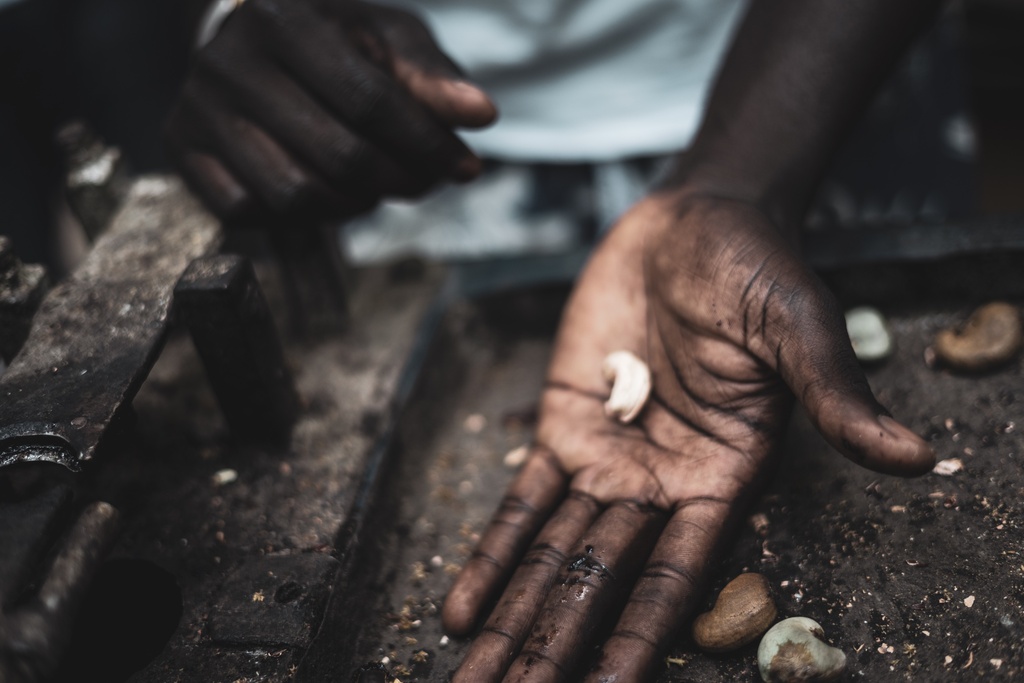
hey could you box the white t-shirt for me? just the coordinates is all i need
[392,0,746,162]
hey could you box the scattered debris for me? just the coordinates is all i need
[749,512,770,537]
[463,413,486,433]
[503,444,530,469]
[932,458,964,476]
[964,595,976,608]
[212,468,238,486]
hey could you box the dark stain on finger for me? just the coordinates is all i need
[565,553,616,584]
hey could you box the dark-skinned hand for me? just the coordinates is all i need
[442,191,935,682]
[165,0,496,224]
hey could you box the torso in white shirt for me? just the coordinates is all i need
[390,0,746,161]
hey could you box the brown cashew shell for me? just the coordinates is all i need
[933,302,1022,372]
[692,573,777,653]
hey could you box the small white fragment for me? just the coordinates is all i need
[749,512,770,536]
[212,468,238,486]
[69,148,120,186]
[991,659,1003,669]
[602,350,651,423]
[439,635,450,648]
[933,458,964,476]
[964,595,976,608]
[381,656,390,665]
[430,555,444,568]
[944,656,953,666]
[846,307,893,361]
[503,445,529,469]
[464,414,486,433]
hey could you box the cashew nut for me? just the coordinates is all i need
[933,302,1022,372]
[757,617,846,683]
[602,351,651,423]
[692,573,777,653]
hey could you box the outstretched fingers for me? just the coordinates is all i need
[443,448,569,636]
[501,502,668,683]
[452,491,601,682]
[584,498,731,683]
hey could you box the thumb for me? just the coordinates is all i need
[393,54,498,129]
[375,14,497,129]
[768,280,935,477]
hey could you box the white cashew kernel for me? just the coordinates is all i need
[757,617,846,682]
[602,351,651,423]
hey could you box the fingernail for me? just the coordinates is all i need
[879,415,936,470]
[451,79,485,94]
[878,415,920,443]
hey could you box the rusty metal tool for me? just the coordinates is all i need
[0,176,222,471]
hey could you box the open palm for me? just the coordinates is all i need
[443,193,934,683]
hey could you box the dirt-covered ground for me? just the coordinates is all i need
[40,257,1020,683]
[342,294,1024,683]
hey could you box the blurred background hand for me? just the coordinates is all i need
[164,0,496,225]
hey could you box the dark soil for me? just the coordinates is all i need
[339,296,1024,683]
